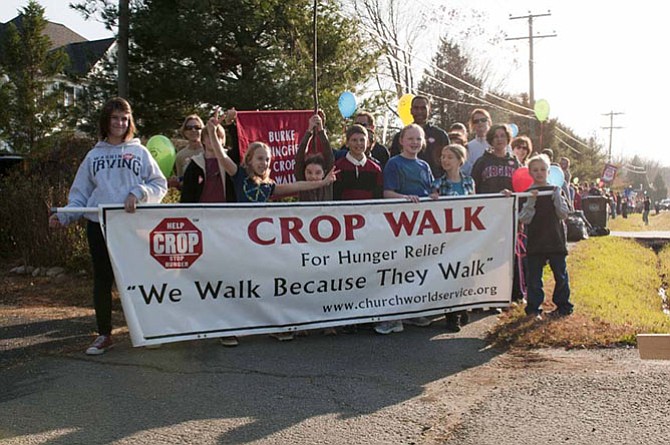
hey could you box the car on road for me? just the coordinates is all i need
[659,198,670,210]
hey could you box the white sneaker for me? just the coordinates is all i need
[85,335,113,355]
[270,332,294,342]
[374,320,404,335]
[219,336,239,347]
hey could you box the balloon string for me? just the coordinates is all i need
[515,231,527,298]
[312,0,318,154]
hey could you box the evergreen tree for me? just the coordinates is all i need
[652,173,668,203]
[418,37,486,130]
[0,0,69,153]
[74,0,374,137]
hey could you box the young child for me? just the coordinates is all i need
[207,112,337,340]
[333,124,383,201]
[181,110,241,348]
[519,154,573,319]
[294,113,334,202]
[49,97,167,355]
[206,112,336,203]
[430,144,475,332]
[294,112,335,336]
[376,123,434,335]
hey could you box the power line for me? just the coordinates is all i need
[554,126,592,151]
[334,7,534,114]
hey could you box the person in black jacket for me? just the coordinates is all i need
[389,96,450,177]
[519,154,573,319]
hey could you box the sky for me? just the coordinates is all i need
[2,0,668,167]
[421,0,668,167]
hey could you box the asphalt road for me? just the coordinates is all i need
[2,313,669,445]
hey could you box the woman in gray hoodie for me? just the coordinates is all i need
[49,97,167,355]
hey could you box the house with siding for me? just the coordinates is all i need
[0,14,115,106]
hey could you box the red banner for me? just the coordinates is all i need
[236,110,313,185]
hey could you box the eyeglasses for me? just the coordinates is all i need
[472,117,488,124]
[185,125,202,131]
[514,145,529,150]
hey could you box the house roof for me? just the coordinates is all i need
[0,14,114,76]
[61,37,115,76]
[0,15,87,49]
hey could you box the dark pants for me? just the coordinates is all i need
[525,253,573,316]
[87,221,115,336]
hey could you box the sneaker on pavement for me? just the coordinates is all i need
[445,320,461,332]
[220,336,239,347]
[85,335,113,355]
[270,332,294,342]
[404,316,432,327]
[374,320,404,335]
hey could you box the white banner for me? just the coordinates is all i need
[102,195,516,346]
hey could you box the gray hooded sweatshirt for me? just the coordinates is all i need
[58,138,167,224]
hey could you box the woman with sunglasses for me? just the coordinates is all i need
[173,115,205,184]
[511,135,533,166]
[461,108,492,176]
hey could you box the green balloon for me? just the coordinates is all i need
[534,99,550,122]
[146,135,176,178]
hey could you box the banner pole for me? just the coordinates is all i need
[312,0,319,154]
[51,207,98,213]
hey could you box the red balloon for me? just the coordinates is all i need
[512,167,533,192]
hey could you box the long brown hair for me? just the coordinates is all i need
[98,97,136,142]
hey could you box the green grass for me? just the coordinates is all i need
[490,236,670,348]
[570,237,669,332]
[608,210,670,232]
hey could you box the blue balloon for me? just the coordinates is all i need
[509,123,519,137]
[338,91,357,118]
[548,165,565,187]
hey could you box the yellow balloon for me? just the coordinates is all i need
[397,93,415,126]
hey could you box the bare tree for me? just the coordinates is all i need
[350,0,433,98]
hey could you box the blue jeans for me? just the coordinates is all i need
[525,254,573,315]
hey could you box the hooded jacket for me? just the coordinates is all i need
[58,138,167,224]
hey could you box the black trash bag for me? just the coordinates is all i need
[589,226,611,237]
[566,212,589,241]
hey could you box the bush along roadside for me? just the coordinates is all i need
[0,135,93,271]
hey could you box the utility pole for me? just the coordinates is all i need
[118,0,129,99]
[506,11,557,108]
[602,111,624,162]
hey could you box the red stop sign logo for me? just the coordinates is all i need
[150,218,202,269]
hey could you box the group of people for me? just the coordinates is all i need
[50,95,574,356]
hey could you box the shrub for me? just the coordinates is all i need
[0,135,93,270]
